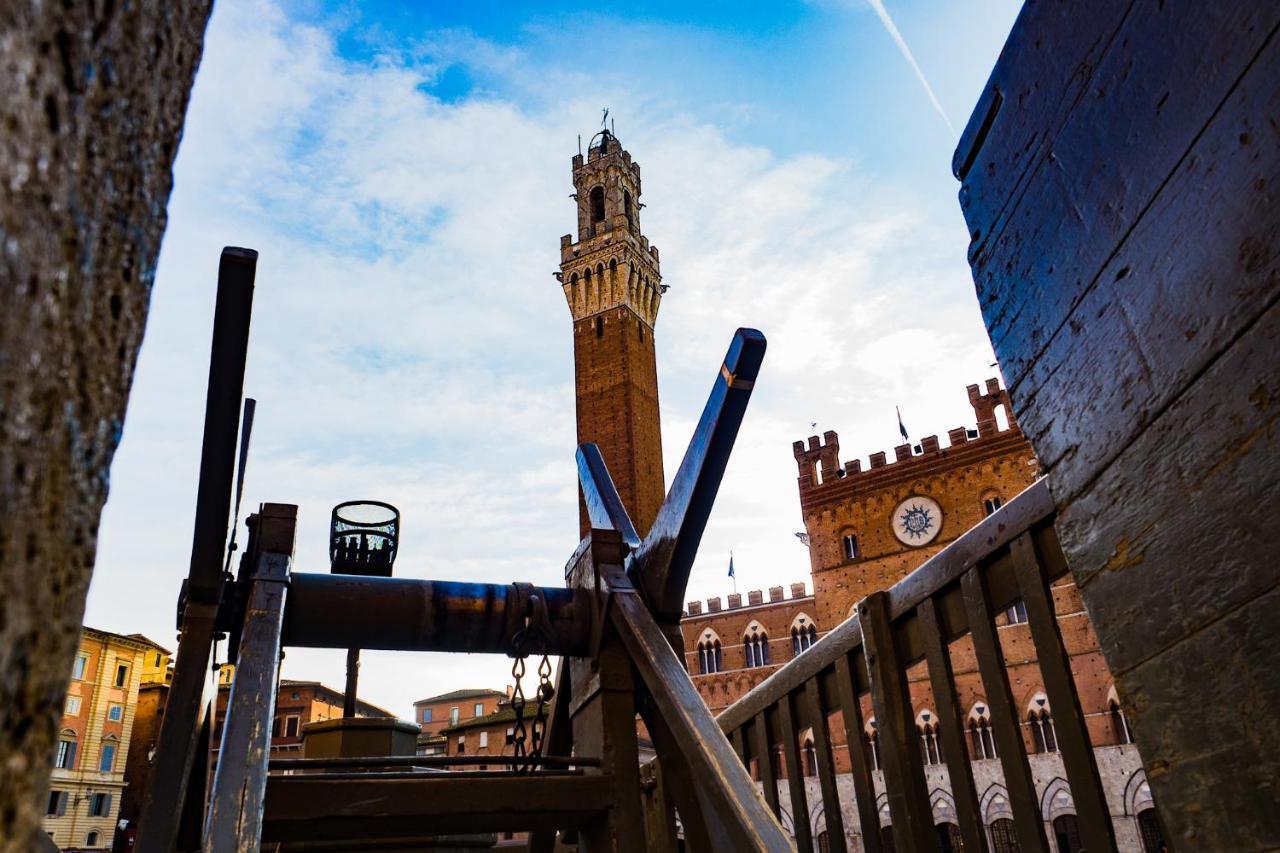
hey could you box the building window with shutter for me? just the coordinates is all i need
[114,662,129,687]
[46,791,68,816]
[285,715,300,738]
[71,654,89,681]
[842,533,859,560]
[474,702,484,717]
[55,737,78,769]
[99,742,117,772]
[479,731,489,749]
[88,792,112,817]
[107,704,123,722]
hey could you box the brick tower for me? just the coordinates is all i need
[559,130,666,538]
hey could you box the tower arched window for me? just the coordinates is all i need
[1110,699,1134,745]
[842,533,859,560]
[743,625,770,667]
[916,709,942,765]
[802,736,817,776]
[696,634,722,674]
[1028,693,1058,753]
[967,702,997,760]
[589,186,606,225]
[790,614,818,656]
[624,190,634,228]
[983,495,1003,516]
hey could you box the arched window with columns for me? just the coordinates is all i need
[695,629,722,675]
[1028,692,1058,753]
[968,702,997,759]
[866,718,881,771]
[916,708,942,765]
[790,614,818,656]
[743,621,770,668]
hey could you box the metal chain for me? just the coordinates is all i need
[509,629,529,771]
[507,590,555,774]
[529,651,554,758]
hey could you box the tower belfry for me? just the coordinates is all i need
[559,130,666,538]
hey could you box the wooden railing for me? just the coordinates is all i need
[717,478,1120,853]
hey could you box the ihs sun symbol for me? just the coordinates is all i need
[900,503,934,538]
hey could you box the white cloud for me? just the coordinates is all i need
[88,0,998,719]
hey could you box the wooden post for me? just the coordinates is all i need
[859,592,934,853]
[567,531,648,853]
[833,651,884,853]
[962,567,1051,853]
[805,678,847,853]
[777,692,813,852]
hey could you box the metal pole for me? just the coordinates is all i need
[344,648,360,718]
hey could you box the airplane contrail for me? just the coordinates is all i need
[865,0,955,135]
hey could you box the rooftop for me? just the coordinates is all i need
[413,687,507,707]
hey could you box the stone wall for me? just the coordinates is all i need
[0,5,211,848]
[954,2,1280,849]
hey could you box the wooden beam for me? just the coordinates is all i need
[262,773,612,841]
[805,678,847,853]
[604,564,792,851]
[859,592,934,853]
[1011,533,1117,852]
[833,652,883,853]
[962,567,1050,853]
[918,596,989,853]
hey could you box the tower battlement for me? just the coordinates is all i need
[792,378,1026,498]
[559,130,663,327]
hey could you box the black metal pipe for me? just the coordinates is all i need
[280,574,593,657]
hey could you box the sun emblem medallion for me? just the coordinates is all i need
[891,495,943,547]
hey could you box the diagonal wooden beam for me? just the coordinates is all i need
[578,443,642,551]
[601,563,791,851]
[631,328,766,620]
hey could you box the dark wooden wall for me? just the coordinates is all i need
[953,2,1280,850]
[0,4,211,850]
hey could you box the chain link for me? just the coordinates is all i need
[508,591,555,773]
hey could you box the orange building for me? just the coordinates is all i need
[211,678,391,758]
[43,629,169,851]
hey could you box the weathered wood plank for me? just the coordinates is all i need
[804,679,847,853]
[1007,25,1280,498]
[965,4,1280,391]
[833,653,883,853]
[777,692,813,852]
[917,597,989,853]
[858,593,933,853]
[961,568,1049,853]
[751,711,782,819]
[1011,534,1117,853]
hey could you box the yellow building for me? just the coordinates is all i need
[42,628,169,851]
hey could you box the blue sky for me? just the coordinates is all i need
[87,0,1021,718]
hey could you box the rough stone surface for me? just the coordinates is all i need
[0,3,211,847]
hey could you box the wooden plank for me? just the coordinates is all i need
[730,726,748,766]
[858,593,933,853]
[1011,534,1118,852]
[630,329,766,619]
[833,652,882,853]
[961,567,1049,853]
[262,773,612,840]
[967,5,1280,391]
[777,692,813,852]
[918,597,989,853]
[605,564,791,852]
[752,711,781,819]
[719,479,1055,734]
[804,678,847,853]
[135,601,218,853]
[205,539,294,852]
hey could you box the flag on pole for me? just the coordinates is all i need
[897,406,909,441]
[727,552,735,579]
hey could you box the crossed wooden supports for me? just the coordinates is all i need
[546,327,792,852]
[134,248,791,851]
